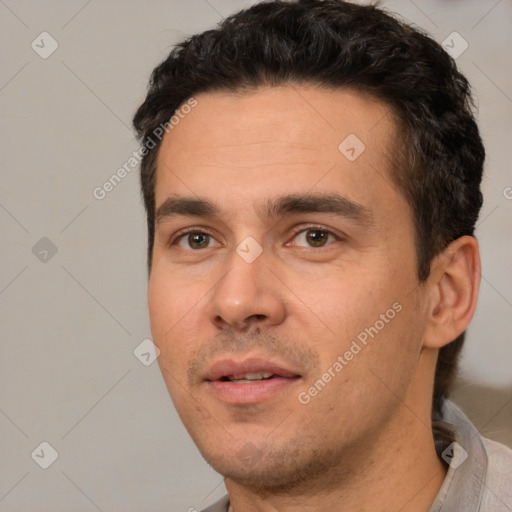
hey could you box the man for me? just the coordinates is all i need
[133,1,512,510]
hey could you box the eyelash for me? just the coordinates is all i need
[168,225,341,250]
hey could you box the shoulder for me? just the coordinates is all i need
[483,436,512,479]
[480,437,512,511]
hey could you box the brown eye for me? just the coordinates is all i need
[177,232,214,250]
[306,230,329,247]
[292,228,337,248]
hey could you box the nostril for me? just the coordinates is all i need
[242,314,268,330]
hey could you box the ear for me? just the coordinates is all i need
[423,236,481,349]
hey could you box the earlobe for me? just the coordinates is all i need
[423,236,481,349]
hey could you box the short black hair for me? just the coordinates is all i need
[133,0,485,419]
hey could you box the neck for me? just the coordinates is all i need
[225,403,447,512]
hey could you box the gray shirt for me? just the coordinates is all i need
[200,400,512,511]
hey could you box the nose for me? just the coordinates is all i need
[205,248,286,332]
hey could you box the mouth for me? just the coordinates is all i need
[203,358,302,404]
[220,371,280,383]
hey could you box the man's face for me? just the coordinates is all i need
[149,85,430,487]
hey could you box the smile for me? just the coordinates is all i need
[203,357,302,404]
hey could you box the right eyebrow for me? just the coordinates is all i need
[155,196,219,223]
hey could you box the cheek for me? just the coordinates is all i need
[302,262,420,388]
[297,265,396,342]
[147,269,196,368]
[148,274,202,413]
[147,271,173,343]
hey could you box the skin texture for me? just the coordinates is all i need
[148,85,481,511]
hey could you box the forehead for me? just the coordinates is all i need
[154,85,403,220]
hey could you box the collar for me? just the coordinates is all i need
[428,399,488,511]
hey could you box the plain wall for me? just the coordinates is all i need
[1,0,511,510]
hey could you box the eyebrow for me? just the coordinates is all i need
[155,193,373,226]
[156,196,218,222]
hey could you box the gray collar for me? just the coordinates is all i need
[428,399,488,511]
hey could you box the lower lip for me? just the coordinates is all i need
[206,377,300,404]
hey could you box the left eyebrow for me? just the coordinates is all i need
[260,193,374,227]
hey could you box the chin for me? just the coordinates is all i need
[197,439,337,492]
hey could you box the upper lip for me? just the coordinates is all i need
[203,357,302,381]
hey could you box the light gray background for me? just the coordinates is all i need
[1,0,511,510]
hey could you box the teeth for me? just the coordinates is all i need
[227,372,274,382]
